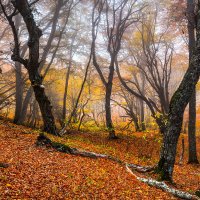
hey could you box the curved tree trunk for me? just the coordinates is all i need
[11,0,57,135]
[157,1,200,180]
[187,0,199,164]
[157,8,200,180]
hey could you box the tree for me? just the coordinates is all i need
[187,0,199,164]
[15,0,75,125]
[0,0,57,134]
[156,0,200,181]
[116,8,174,134]
[91,0,142,139]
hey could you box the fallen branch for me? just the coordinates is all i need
[36,134,123,163]
[126,164,200,200]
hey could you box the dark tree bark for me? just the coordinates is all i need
[157,1,200,181]
[18,0,57,134]
[105,74,115,138]
[16,0,68,125]
[187,0,199,164]
[0,0,57,134]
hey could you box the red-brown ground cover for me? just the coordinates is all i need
[0,121,199,199]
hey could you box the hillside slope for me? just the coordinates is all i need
[0,122,179,199]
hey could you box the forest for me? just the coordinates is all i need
[0,0,199,199]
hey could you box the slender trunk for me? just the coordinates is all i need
[187,0,199,164]
[140,99,146,131]
[62,34,76,125]
[133,118,140,132]
[29,100,37,127]
[14,62,23,123]
[105,84,116,139]
[13,15,23,123]
[59,51,92,135]
[18,88,33,124]
[62,65,71,125]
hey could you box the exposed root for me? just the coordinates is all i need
[36,133,123,163]
[127,163,156,173]
[126,164,200,200]
[36,133,200,200]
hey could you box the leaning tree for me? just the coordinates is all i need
[0,0,58,135]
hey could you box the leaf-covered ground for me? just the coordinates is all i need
[0,121,199,199]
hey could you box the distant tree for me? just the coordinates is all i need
[91,0,143,139]
[116,9,173,134]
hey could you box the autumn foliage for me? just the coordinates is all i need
[0,120,199,199]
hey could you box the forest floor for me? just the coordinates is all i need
[0,120,199,199]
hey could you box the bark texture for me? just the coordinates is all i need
[10,0,57,134]
[157,2,200,180]
[187,0,199,164]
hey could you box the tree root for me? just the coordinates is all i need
[36,133,200,200]
[126,164,200,200]
[36,133,123,163]
[126,163,156,173]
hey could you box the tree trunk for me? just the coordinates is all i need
[16,0,57,135]
[62,34,76,125]
[140,99,146,131]
[17,88,33,124]
[157,122,182,181]
[187,0,199,164]
[188,89,199,163]
[16,0,64,126]
[13,15,23,124]
[62,64,71,125]
[32,83,57,134]
[157,53,200,182]
[157,1,200,179]
[133,118,140,132]
[14,62,23,123]
[105,85,117,139]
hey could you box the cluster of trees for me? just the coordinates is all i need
[0,0,199,182]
